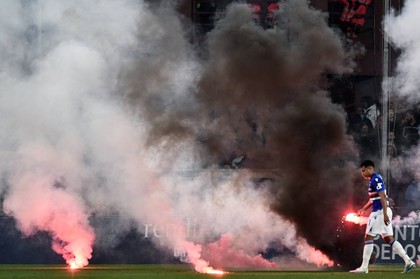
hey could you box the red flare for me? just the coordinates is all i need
[345,213,359,222]
[344,212,367,225]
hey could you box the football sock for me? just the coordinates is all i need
[361,240,374,269]
[390,240,411,264]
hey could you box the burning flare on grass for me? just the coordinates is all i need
[67,251,91,270]
[69,261,80,270]
[344,213,368,225]
[203,267,225,275]
[193,258,225,275]
[178,240,226,275]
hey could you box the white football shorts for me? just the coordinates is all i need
[365,207,393,237]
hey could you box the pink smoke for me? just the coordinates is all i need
[175,239,225,274]
[202,234,276,268]
[295,238,334,267]
[4,173,94,268]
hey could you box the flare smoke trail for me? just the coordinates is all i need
[0,0,359,270]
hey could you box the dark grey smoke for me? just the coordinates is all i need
[123,0,360,266]
[198,1,359,263]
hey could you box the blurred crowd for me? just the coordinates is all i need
[346,96,420,215]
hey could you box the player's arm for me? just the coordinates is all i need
[357,200,372,216]
[379,191,390,226]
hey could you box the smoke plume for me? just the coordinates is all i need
[385,0,420,103]
[393,211,420,226]
[123,0,359,268]
[0,0,359,271]
[384,1,420,265]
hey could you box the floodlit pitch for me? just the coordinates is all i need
[0,264,417,279]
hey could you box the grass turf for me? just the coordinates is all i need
[0,264,417,279]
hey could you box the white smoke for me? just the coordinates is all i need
[385,0,420,102]
[393,211,420,226]
[385,3,420,262]
[169,170,333,267]
[0,0,150,268]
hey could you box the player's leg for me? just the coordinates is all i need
[350,234,374,273]
[383,235,415,273]
[350,214,376,273]
[353,234,374,272]
[382,208,415,273]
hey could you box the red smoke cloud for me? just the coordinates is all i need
[4,172,94,268]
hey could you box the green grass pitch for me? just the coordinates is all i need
[0,264,417,279]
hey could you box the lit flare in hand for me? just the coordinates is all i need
[344,213,368,225]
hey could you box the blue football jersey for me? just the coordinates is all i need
[368,173,387,212]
